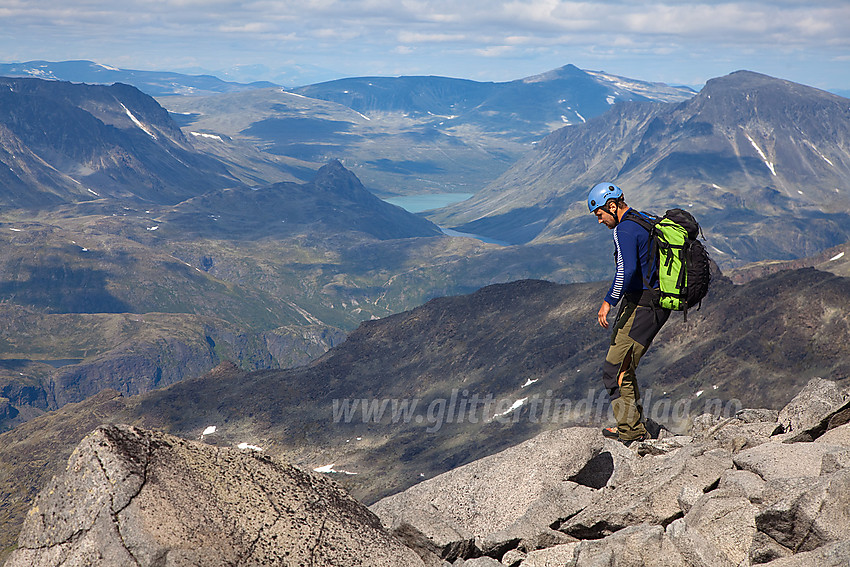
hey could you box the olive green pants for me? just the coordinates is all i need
[602,301,670,441]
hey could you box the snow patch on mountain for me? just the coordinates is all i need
[120,103,156,139]
[744,132,776,176]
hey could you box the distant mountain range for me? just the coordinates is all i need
[3,60,850,560]
[0,60,277,96]
[292,65,696,142]
[0,60,697,197]
[159,64,695,196]
[433,71,850,268]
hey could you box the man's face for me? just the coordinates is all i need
[594,205,618,229]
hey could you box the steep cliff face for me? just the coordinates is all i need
[0,313,346,431]
[0,77,240,208]
[6,424,424,566]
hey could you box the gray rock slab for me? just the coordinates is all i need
[572,524,686,567]
[713,421,778,451]
[735,408,780,424]
[453,557,502,567]
[755,469,850,553]
[559,445,733,539]
[733,440,850,480]
[776,377,846,435]
[7,424,423,567]
[716,469,766,502]
[666,492,757,567]
[815,421,850,447]
[689,413,724,437]
[760,539,850,566]
[519,541,580,566]
[370,427,605,560]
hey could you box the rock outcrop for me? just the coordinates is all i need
[370,428,604,561]
[6,424,423,567]
[370,377,850,566]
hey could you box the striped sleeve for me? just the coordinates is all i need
[605,226,626,305]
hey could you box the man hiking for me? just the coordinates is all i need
[588,182,671,446]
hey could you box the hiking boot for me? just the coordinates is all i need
[620,434,648,447]
[601,426,619,440]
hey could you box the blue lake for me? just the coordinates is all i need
[383,193,510,246]
[382,193,473,213]
[438,227,511,246]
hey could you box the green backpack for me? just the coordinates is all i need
[626,209,712,316]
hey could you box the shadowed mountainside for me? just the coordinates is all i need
[0,78,241,208]
[159,159,441,240]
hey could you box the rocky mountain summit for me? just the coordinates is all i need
[6,377,850,566]
[371,377,850,566]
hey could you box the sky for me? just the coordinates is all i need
[1,0,849,92]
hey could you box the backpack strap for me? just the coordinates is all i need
[622,209,657,233]
[621,210,660,295]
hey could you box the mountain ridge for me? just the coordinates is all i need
[432,70,850,269]
[158,64,695,196]
[0,77,241,208]
[0,60,278,96]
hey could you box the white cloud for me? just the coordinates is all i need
[218,22,277,33]
[475,45,516,57]
[0,0,848,90]
[398,31,467,43]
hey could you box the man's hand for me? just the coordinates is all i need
[597,301,612,329]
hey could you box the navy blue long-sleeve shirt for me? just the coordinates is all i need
[604,209,657,306]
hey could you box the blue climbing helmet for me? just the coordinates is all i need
[587,183,623,213]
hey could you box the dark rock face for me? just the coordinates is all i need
[0,318,345,430]
[0,77,239,208]
[6,424,423,566]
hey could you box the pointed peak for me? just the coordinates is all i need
[313,159,360,187]
[521,64,589,84]
[316,159,347,175]
[311,160,372,198]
